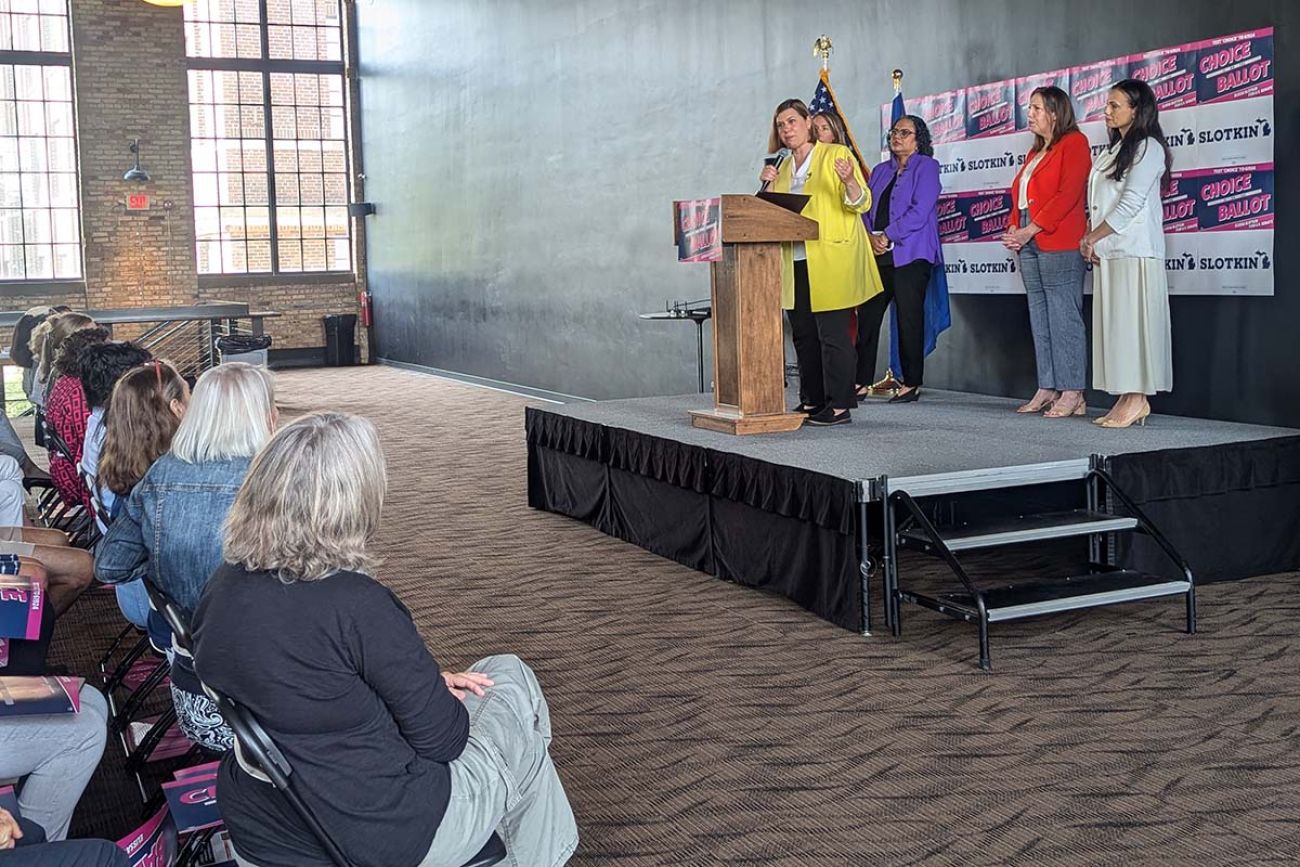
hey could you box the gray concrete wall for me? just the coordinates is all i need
[356,0,1300,426]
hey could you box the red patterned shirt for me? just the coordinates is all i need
[45,374,91,507]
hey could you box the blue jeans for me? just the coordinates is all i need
[1019,240,1087,391]
[114,580,151,629]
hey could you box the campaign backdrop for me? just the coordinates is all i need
[881,28,1274,295]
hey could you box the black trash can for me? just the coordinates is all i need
[323,314,358,366]
[215,333,272,366]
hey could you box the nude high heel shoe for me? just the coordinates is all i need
[1099,405,1151,429]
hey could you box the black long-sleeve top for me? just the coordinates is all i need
[191,563,469,867]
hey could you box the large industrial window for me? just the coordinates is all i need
[185,0,351,276]
[0,0,81,282]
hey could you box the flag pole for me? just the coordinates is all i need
[868,67,906,396]
[811,35,869,173]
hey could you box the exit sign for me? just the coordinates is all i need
[126,193,150,211]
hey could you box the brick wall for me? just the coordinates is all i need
[3,0,366,360]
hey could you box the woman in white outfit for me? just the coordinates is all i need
[1079,78,1173,428]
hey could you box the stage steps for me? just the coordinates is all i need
[897,509,1138,552]
[884,462,1196,670]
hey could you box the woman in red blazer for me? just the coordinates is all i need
[1001,86,1091,418]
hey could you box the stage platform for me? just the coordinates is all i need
[526,390,1300,636]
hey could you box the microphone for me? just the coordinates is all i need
[759,148,791,193]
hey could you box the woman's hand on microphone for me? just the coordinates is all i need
[759,165,779,184]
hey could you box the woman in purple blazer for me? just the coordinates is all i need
[856,114,943,402]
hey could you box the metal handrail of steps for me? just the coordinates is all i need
[856,456,1197,670]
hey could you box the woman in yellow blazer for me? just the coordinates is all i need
[760,99,882,426]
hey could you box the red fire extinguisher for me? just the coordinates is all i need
[359,290,372,328]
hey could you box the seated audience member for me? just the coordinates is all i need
[45,326,110,507]
[78,344,158,521]
[0,684,109,842]
[13,307,70,447]
[9,308,50,400]
[0,808,127,867]
[0,828,128,867]
[0,457,94,617]
[95,363,276,751]
[33,316,102,506]
[0,414,44,482]
[81,352,178,629]
[193,412,578,867]
[10,306,68,405]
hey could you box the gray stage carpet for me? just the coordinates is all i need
[548,389,1298,482]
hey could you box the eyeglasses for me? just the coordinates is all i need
[888,129,915,139]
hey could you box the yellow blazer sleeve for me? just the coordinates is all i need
[842,155,871,214]
[816,144,871,214]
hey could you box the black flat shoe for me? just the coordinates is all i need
[793,402,825,414]
[888,388,920,403]
[806,407,852,426]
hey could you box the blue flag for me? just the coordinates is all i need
[886,89,951,376]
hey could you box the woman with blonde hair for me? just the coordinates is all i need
[193,412,578,867]
[95,362,276,750]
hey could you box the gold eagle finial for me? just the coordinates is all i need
[813,35,833,71]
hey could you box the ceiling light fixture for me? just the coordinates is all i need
[123,138,151,183]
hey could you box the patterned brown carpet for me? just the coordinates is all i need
[38,366,1300,865]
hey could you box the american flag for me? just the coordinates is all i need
[809,70,868,171]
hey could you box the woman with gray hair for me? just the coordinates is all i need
[192,412,578,867]
[95,361,277,751]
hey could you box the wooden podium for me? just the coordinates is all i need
[686,194,818,435]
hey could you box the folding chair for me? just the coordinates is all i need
[157,585,507,867]
[99,578,202,803]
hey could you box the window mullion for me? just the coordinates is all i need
[260,3,279,274]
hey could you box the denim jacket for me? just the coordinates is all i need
[94,453,252,613]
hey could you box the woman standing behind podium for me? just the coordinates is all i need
[856,114,942,403]
[759,98,881,426]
